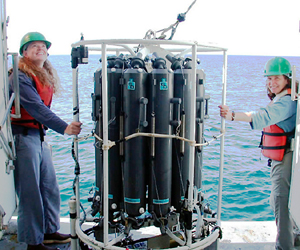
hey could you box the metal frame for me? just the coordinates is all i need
[0,53,20,163]
[70,38,228,250]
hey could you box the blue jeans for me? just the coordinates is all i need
[14,131,60,245]
[270,150,295,250]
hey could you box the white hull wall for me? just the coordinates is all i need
[289,92,300,229]
[0,0,17,225]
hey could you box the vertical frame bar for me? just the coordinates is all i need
[12,54,20,117]
[186,43,197,247]
[292,65,297,101]
[101,43,109,247]
[72,67,80,249]
[72,67,80,213]
[216,50,228,249]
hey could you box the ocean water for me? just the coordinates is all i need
[46,54,300,221]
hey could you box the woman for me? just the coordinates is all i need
[9,32,82,250]
[219,57,297,249]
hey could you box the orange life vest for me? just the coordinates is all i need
[259,89,294,161]
[11,74,53,129]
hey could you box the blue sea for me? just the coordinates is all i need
[46,54,300,221]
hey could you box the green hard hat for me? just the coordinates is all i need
[264,57,292,77]
[19,32,51,55]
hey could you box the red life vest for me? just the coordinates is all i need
[11,74,53,129]
[260,125,294,161]
[259,89,294,161]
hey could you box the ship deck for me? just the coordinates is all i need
[1,218,299,250]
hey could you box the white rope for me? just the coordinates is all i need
[74,117,226,151]
[74,130,225,151]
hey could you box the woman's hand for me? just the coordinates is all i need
[218,105,232,120]
[64,121,82,135]
[218,105,252,122]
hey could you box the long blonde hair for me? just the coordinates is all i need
[18,57,61,94]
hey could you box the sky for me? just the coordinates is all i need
[5,0,300,56]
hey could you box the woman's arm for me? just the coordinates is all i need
[10,71,82,136]
[10,71,72,134]
[218,105,252,122]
